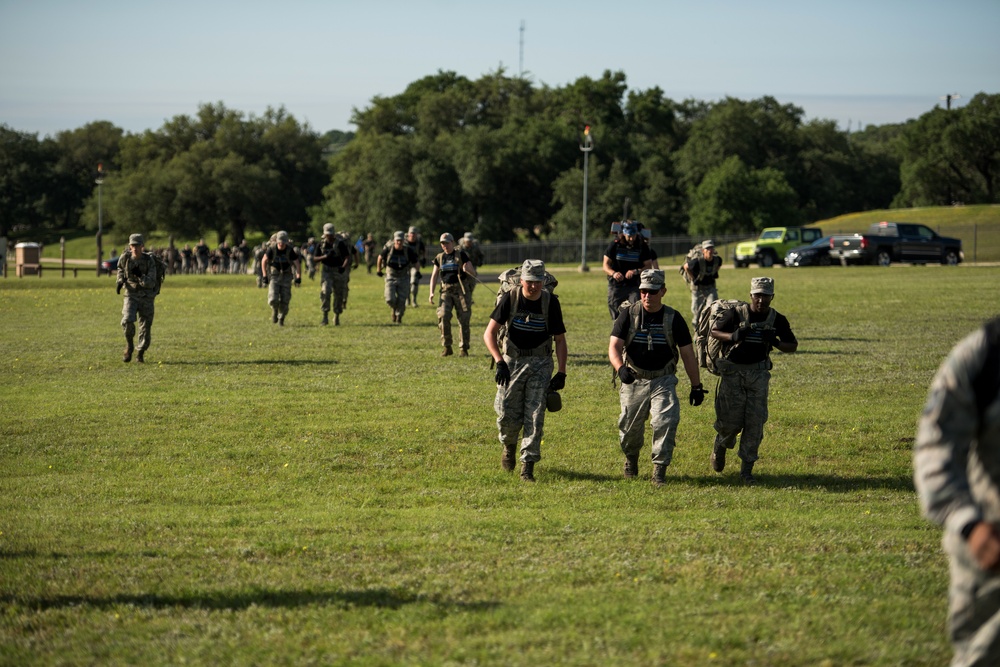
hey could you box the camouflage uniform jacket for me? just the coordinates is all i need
[117,252,158,297]
[915,318,1000,540]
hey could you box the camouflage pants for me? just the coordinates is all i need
[691,285,718,330]
[607,281,640,320]
[384,269,410,319]
[944,532,1000,667]
[495,354,553,463]
[121,294,155,352]
[320,266,350,314]
[268,271,294,316]
[713,365,770,463]
[437,287,471,350]
[305,255,316,280]
[618,372,681,466]
[409,266,422,304]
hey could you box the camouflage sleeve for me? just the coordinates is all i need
[914,327,988,536]
[116,255,127,284]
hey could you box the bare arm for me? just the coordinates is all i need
[608,336,626,372]
[677,343,701,387]
[484,318,503,363]
[553,333,567,374]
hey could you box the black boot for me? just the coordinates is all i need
[520,461,535,482]
[711,445,726,473]
[322,312,329,325]
[334,313,340,326]
[501,445,516,472]
[740,460,756,486]
[652,464,667,487]
[623,454,639,479]
[136,350,145,364]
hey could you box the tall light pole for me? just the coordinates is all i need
[579,125,593,272]
[940,93,961,110]
[95,162,104,277]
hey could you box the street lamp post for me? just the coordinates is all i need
[579,125,593,272]
[95,162,104,277]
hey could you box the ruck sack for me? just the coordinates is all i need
[694,299,775,375]
[679,243,703,287]
[148,252,167,295]
[492,267,558,367]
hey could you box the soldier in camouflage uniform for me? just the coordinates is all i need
[709,277,797,484]
[609,270,707,486]
[683,239,722,330]
[377,231,420,324]
[314,223,352,326]
[405,226,426,307]
[459,232,485,304]
[914,316,1000,667]
[116,233,158,363]
[260,230,301,326]
[603,221,654,320]
[429,233,476,357]
[484,259,568,482]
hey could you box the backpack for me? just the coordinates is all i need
[679,243,703,287]
[694,300,776,375]
[148,252,167,295]
[492,267,558,368]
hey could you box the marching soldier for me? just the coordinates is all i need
[315,223,352,326]
[683,239,722,330]
[377,231,420,324]
[428,233,476,357]
[260,231,301,326]
[116,233,159,363]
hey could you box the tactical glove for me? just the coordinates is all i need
[131,266,143,279]
[689,384,708,406]
[294,276,302,285]
[495,360,511,387]
[262,275,269,286]
[377,270,384,277]
[548,371,566,392]
[116,280,124,295]
[415,271,422,281]
[617,365,636,385]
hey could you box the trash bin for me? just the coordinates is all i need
[15,242,42,277]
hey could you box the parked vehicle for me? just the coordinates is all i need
[101,255,120,275]
[733,227,824,268]
[828,222,963,266]
[784,236,834,267]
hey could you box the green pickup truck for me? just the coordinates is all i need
[733,227,824,268]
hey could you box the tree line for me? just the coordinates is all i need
[1,70,997,247]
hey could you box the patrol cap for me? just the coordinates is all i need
[546,391,562,412]
[751,276,775,295]
[702,239,715,248]
[439,233,455,244]
[639,269,666,291]
[128,233,144,246]
[463,232,474,240]
[276,231,290,243]
[521,259,546,282]
[408,226,419,234]
[621,222,638,236]
[322,223,335,235]
[393,231,405,241]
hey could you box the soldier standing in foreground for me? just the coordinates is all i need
[260,231,301,326]
[377,231,420,324]
[914,317,1000,667]
[709,277,797,484]
[428,233,476,357]
[116,233,158,363]
[484,259,568,482]
[609,269,706,486]
[315,223,352,326]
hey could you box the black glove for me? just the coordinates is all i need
[116,280,123,295]
[377,270,384,277]
[295,276,302,285]
[689,384,707,406]
[262,275,269,286]
[617,365,636,385]
[415,271,422,281]
[548,372,566,392]
[495,360,511,387]
[131,266,143,279]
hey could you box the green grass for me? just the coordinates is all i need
[2,263,1000,665]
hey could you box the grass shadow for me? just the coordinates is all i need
[672,473,915,492]
[166,359,339,367]
[0,588,500,613]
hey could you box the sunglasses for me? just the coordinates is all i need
[639,288,660,295]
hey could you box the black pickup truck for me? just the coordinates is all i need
[828,222,964,266]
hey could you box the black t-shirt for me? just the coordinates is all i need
[380,245,419,271]
[612,305,692,371]
[690,255,723,287]
[715,307,796,364]
[434,250,471,284]
[317,238,350,268]
[491,291,566,351]
[265,245,299,273]
[605,240,653,286]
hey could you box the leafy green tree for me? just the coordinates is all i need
[688,156,801,236]
[0,125,59,238]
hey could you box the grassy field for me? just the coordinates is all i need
[2,262,1000,665]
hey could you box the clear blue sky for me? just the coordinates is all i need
[2,0,997,137]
